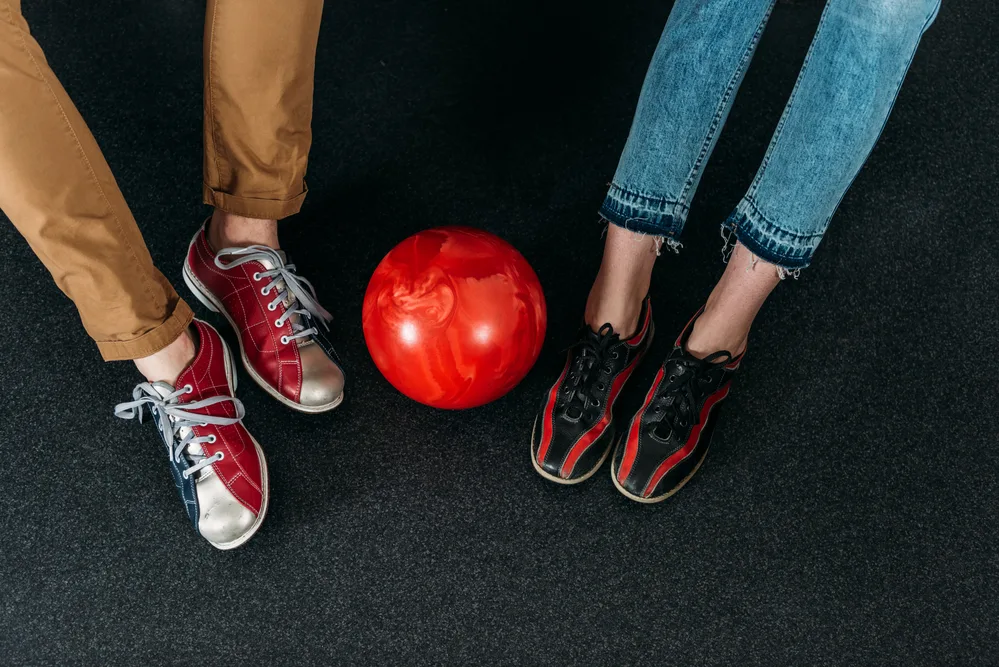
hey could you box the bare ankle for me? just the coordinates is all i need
[209,209,279,250]
[585,282,646,338]
[683,242,780,359]
[686,310,748,360]
[584,225,658,337]
[133,328,197,386]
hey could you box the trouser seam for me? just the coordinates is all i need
[3,0,158,305]
[738,196,825,244]
[819,0,941,226]
[677,0,776,207]
[202,183,307,219]
[206,0,226,193]
[95,300,195,361]
[608,183,690,220]
[745,1,832,197]
[744,0,940,239]
[601,184,686,239]
[598,213,683,241]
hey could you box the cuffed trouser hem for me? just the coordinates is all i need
[598,183,687,240]
[722,198,821,271]
[95,298,195,362]
[202,182,308,221]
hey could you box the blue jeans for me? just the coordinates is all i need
[599,0,941,273]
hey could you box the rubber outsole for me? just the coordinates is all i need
[529,415,612,485]
[609,437,710,504]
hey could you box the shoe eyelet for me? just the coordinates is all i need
[199,422,208,428]
[274,319,283,328]
[183,384,193,394]
[595,383,605,391]
[261,287,270,296]
[216,452,224,461]
[280,336,290,345]
[208,435,217,443]
[252,272,261,281]
[267,303,277,312]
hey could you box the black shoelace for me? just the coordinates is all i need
[561,324,626,421]
[651,350,732,440]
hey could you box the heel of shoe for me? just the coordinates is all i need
[182,263,219,314]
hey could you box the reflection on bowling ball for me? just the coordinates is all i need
[362,226,547,409]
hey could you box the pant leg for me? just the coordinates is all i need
[599,0,777,243]
[0,0,192,361]
[724,0,942,272]
[202,0,324,221]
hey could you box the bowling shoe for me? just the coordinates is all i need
[114,320,268,549]
[610,309,742,503]
[531,296,654,483]
[182,220,345,413]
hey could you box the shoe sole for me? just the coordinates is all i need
[609,436,710,504]
[529,415,611,485]
[207,333,270,550]
[182,242,344,415]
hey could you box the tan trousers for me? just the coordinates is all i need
[0,0,323,360]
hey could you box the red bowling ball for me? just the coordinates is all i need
[362,226,547,409]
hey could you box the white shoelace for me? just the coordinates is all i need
[215,245,332,345]
[114,383,245,480]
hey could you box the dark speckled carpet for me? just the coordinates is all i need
[2,0,997,664]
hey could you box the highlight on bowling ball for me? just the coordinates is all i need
[362,226,547,409]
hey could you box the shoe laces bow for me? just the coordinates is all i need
[114,382,245,480]
[561,324,625,420]
[651,351,731,439]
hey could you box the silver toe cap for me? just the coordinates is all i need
[197,474,258,547]
[297,342,345,408]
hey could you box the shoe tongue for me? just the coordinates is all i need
[149,381,176,400]
[589,322,617,338]
[255,249,288,272]
[257,249,305,331]
[147,381,204,458]
[580,325,618,360]
[677,345,731,367]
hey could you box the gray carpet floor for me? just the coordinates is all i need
[1,0,997,664]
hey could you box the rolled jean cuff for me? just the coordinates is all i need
[598,183,687,239]
[202,182,308,221]
[95,298,195,362]
[723,199,823,271]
